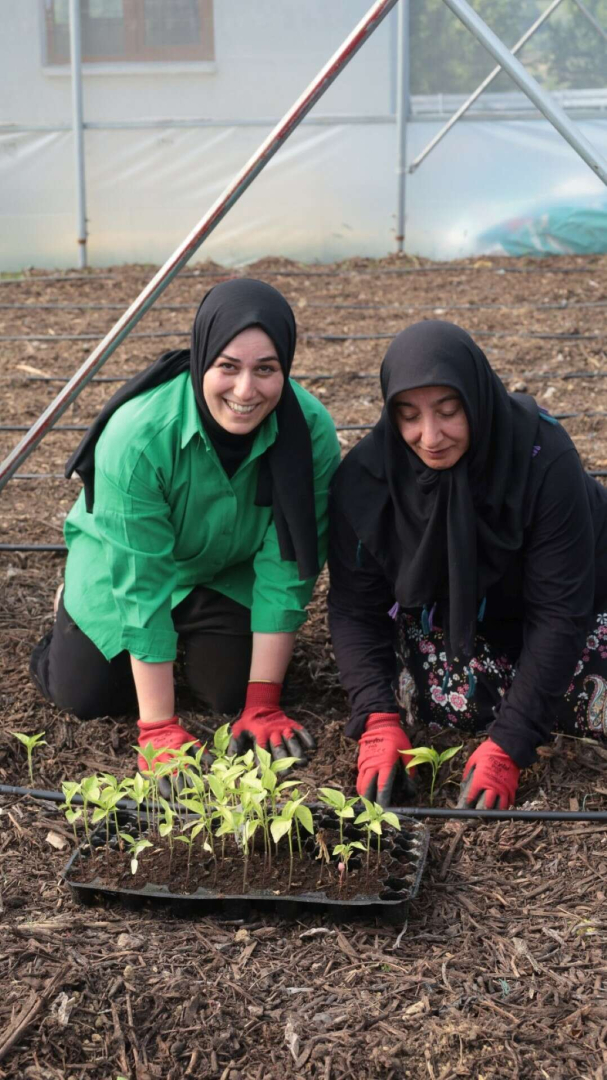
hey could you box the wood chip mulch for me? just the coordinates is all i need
[1,254,607,1080]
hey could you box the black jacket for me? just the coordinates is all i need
[328,425,607,767]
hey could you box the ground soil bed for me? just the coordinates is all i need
[2,254,607,1079]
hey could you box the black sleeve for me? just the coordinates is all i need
[489,449,595,768]
[328,502,398,740]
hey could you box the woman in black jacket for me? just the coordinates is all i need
[328,320,607,809]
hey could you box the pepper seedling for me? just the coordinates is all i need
[60,781,82,846]
[400,744,463,804]
[354,798,401,874]
[318,788,358,847]
[12,730,46,784]
[332,841,366,891]
[120,834,153,876]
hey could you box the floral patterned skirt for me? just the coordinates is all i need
[395,610,607,742]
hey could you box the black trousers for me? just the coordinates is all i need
[30,586,253,721]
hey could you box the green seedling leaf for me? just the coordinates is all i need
[382,812,401,831]
[213,723,231,756]
[207,775,226,801]
[318,787,345,809]
[12,731,47,783]
[261,768,277,793]
[244,820,259,843]
[256,746,272,771]
[241,769,263,790]
[81,777,100,803]
[270,818,292,844]
[271,757,298,774]
[294,805,314,834]
[402,747,438,769]
[438,744,464,766]
[12,731,46,749]
[61,781,80,803]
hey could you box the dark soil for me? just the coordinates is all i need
[67,822,420,903]
[2,254,607,1079]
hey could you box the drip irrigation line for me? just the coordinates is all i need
[3,410,607,435]
[0,544,67,552]
[1,784,607,823]
[2,329,605,344]
[7,467,607,494]
[0,274,122,287]
[23,373,333,385]
[12,473,71,480]
[3,299,607,314]
[0,266,595,287]
[19,368,607,387]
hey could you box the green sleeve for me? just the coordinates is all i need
[92,430,179,663]
[250,405,341,633]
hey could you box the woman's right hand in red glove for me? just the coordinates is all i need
[357,713,417,808]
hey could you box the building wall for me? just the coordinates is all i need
[1,1,606,269]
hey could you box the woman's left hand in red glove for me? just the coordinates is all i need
[457,737,521,809]
[228,681,317,764]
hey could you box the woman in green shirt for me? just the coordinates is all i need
[30,279,340,780]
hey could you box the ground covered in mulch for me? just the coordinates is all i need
[1,254,607,1080]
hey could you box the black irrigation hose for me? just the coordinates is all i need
[19,368,607,387]
[1,783,607,823]
[0,266,596,287]
[22,373,334,385]
[0,274,120,286]
[3,299,607,314]
[2,330,606,343]
[4,410,607,434]
[0,543,67,552]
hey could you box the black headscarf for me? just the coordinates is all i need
[66,278,319,579]
[337,320,540,662]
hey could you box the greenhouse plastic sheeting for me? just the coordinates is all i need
[1,116,606,269]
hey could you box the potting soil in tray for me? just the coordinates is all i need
[62,807,429,921]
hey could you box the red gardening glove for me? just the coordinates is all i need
[136,717,202,797]
[458,737,520,810]
[227,682,316,764]
[357,713,417,809]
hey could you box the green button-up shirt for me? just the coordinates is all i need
[64,372,340,662]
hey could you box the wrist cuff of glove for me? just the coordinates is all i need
[365,712,402,733]
[137,716,179,735]
[245,681,282,708]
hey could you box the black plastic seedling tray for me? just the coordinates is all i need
[62,807,429,923]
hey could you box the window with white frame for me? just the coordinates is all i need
[43,0,214,65]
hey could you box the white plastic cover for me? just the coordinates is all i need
[1,116,607,269]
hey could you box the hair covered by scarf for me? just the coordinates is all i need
[66,278,319,580]
[336,320,540,662]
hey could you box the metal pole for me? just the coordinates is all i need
[439,0,607,185]
[0,0,398,493]
[395,0,410,253]
[69,0,87,269]
[409,0,565,174]
[571,0,607,43]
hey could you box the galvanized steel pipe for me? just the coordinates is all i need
[440,0,607,186]
[0,0,399,494]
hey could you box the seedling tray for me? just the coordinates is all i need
[62,807,429,923]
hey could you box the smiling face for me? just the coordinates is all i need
[392,384,470,469]
[202,326,285,434]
